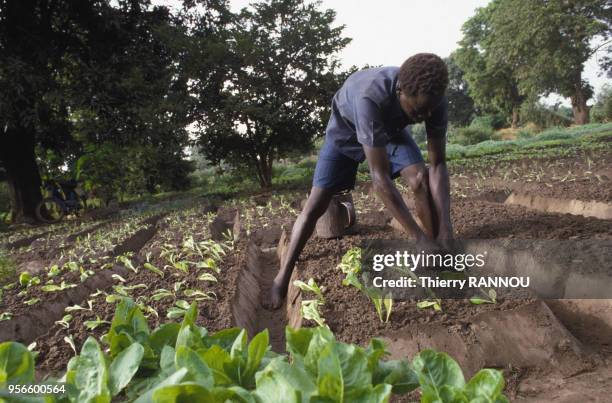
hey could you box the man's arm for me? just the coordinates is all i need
[363,144,427,241]
[426,133,453,239]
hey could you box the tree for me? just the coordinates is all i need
[0,0,200,221]
[455,1,526,128]
[590,84,612,122]
[197,0,350,188]
[444,54,477,127]
[486,0,612,125]
[0,0,88,222]
[67,1,202,194]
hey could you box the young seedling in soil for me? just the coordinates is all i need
[83,316,110,330]
[293,278,325,303]
[337,248,394,322]
[470,288,497,305]
[397,264,443,313]
[300,299,326,327]
[294,278,327,326]
[55,314,72,329]
[416,299,442,312]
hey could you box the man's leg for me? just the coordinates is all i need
[399,163,438,238]
[267,186,334,309]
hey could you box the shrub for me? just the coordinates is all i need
[272,164,313,187]
[470,114,507,130]
[452,126,493,146]
[520,102,572,128]
[590,85,612,123]
[533,129,576,142]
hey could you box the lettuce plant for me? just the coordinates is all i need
[0,298,508,402]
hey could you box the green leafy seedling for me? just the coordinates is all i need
[47,264,61,277]
[84,316,111,330]
[470,289,497,305]
[293,278,325,303]
[18,272,31,287]
[416,299,442,312]
[300,299,326,327]
[41,281,76,292]
[55,314,73,329]
[117,255,138,273]
[143,262,164,277]
[24,298,40,306]
[198,272,217,282]
[183,289,216,301]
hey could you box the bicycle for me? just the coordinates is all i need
[35,180,87,223]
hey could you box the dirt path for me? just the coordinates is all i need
[233,234,288,353]
[253,249,287,352]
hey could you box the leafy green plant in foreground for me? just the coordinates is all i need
[0,298,508,402]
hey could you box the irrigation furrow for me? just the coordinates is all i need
[6,229,55,250]
[65,220,111,243]
[232,227,297,353]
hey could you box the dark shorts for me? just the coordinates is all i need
[313,137,423,191]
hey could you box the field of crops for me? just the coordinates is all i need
[1,129,611,402]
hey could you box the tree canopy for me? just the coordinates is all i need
[454,0,526,128]
[456,0,611,126]
[196,0,350,187]
[0,0,214,221]
[444,54,477,127]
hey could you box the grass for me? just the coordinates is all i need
[0,248,16,285]
[185,123,612,196]
[3,123,608,220]
[436,123,612,164]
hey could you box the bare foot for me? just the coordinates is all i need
[263,279,287,310]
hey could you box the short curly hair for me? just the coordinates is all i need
[398,53,448,99]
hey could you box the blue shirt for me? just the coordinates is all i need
[325,66,448,161]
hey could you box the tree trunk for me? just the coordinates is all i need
[570,85,590,125]
[254,154,273,188]
[262,156,273,188]
[511,107,520,128]
[0,127,43,223]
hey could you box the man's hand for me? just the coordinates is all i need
[363,145,427,241]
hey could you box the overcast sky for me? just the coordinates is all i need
[227,0,609,105]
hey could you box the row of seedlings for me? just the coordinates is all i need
[33,204,233,373]
[0,211,157,322]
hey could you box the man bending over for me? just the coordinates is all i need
[267,53,453,309]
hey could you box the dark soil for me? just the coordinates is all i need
[2,149,611,400]
[0,215,162,347]
[34,208,241,377]
[0,215,158,322]
[450,148,612,203]
[452,198,612,239]
[285,190,612,400]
